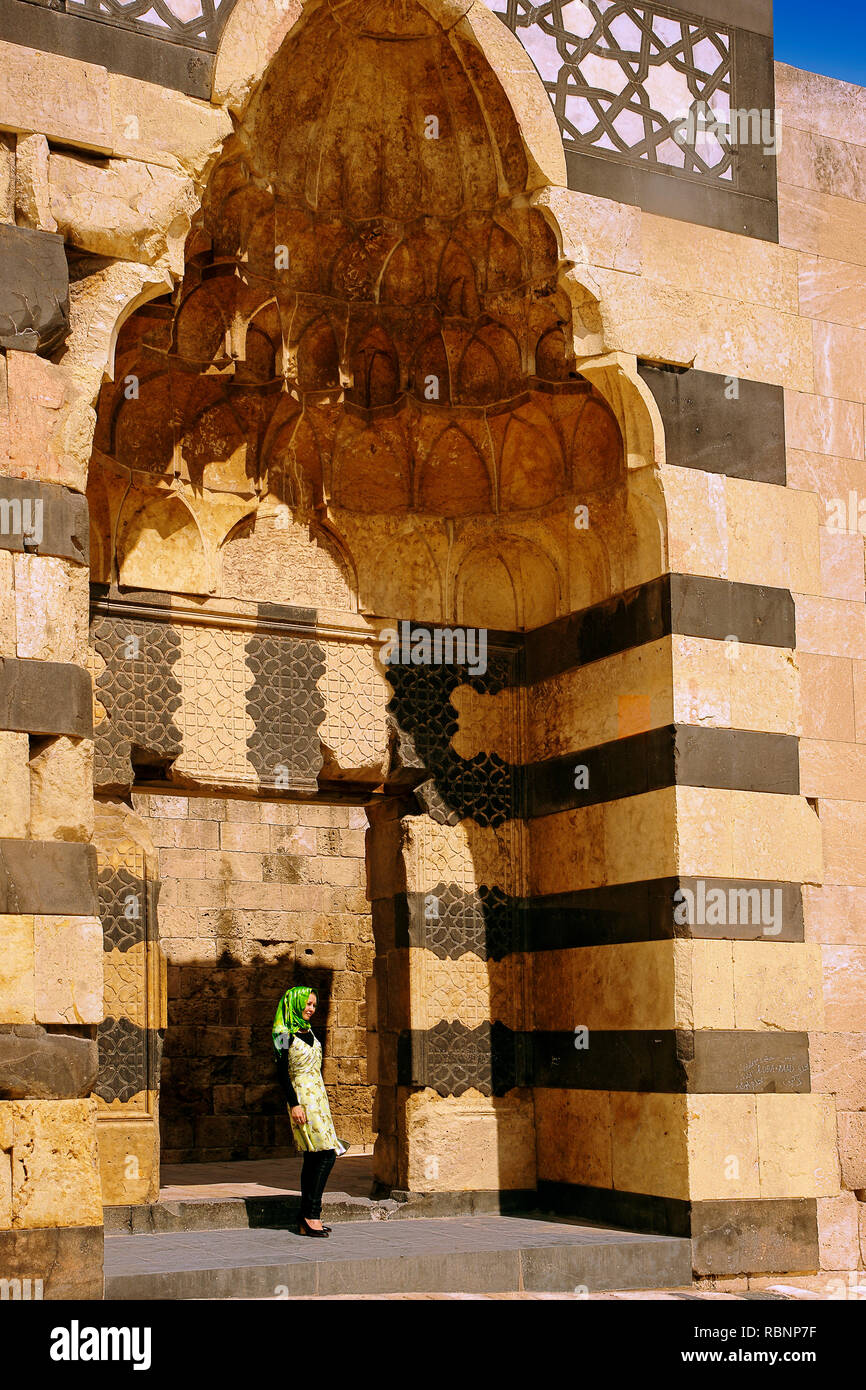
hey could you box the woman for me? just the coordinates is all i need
[272,984,347,1237]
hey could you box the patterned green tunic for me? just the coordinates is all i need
[283,1031,347,1156]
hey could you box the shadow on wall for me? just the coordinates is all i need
[160,953,335,1164]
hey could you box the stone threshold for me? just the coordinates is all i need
[104,1214,693,1299]
[104,1187,539,1236]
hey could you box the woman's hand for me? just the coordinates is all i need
[291,1105,307,1126]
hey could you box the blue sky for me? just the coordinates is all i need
[775,0,866,86]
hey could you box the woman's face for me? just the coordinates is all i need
[303,993,317,1021]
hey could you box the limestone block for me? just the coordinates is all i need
[0,43,111,153]
[641,213,799,313]
[676,788,822,884]
[589,265,814,392]
[804,884,866,947]
[814,320,866,406]
[0,918,35,1025]
[14,133,57,233]
[534,1088,611,1186]
[0,133,13,224]
[33,917,103,1026]
[534,185,640,273]
[795,595,866,661]
[810,1033,866,1111]
[2,351,72,488]
[776,63,866,150]
[0,552,14,656]
[13,554,88,664]
[529,639,672,762]
[0,1103,11,1149]
[784,389,864,459]
[732,943,824,1032]
[663,466,728,579]
[97,1118,159,1207]
[403,1087,536,1191]
[817,1192,861,1272]
[0,1149,10,1229]
[687,1096,760,1201]
[0,731,29,837]
[799,252,866,330]
[681,940,735,1031]
[28,736,93,842]
[821,800,866,885]
[10,1099,102,1228]
[610,1092,688,1200]
[756,1095,840,1199]
[838,1112,866,1189]
[779,184,866,271]
[108,73,232,179]
[531,789,677,896]
[798,653,855,742]
[802,740,866,801]
[725,478,822,595]
[674,637,798,737]
[49,153,195,274]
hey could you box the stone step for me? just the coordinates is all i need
[104,1187,534,1235]
[104,1214,693,1299]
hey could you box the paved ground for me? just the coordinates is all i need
[104,1212,692,1298]
[160,1153,375,1202]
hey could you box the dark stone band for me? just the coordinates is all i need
[526,724,800,816]
[525,574,795,684]
[0,1025,98,1099]
[385,877,803,962]
[0,222,69,354]
[535,1184,818,1273]
[638,363,786,483]
[0,657,93,737]
[0,1226,104,1300]
[0,478,89,563]
[0,839,98,915]
[0,0,213,98]
[398,1024,810,1095]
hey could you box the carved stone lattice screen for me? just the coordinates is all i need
[64,0,238,49]
[491,0,734,182]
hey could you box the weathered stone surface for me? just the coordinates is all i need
[0,223,68,353]
[0,552,14,655]
[0,731,29,837]
[0,1025,98,1100]
[0,1224,103,1299]
[817,1192,860,1272]
[691,1198,819,1276]
[0,840,98,917]
[33,916,103,1026]
[13,555,88,663]
[0,41,112,153]
[9,1098,103,1228]
[14,132,57,233]
[838,1111,866,1190]
[28,736,94,842]
[0,132,13,224]
[0,351,74,488]
[50,151,195,272]
[0,478,89,563]
[0,916,34,1025]
[0,657,92,737]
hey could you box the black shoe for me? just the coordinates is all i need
[299,1217,330,1238]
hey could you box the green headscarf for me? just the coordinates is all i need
[272,984,315,1054]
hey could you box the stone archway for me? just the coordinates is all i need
[86,0,671,1211]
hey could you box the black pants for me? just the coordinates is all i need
[299,1149,336,1220]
